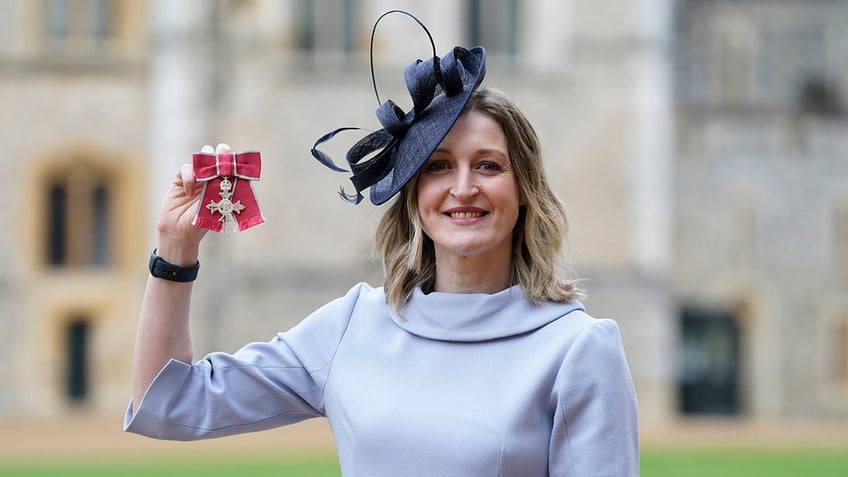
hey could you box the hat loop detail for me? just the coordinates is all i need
[369,10,439,106]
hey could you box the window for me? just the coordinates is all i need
[834,319,848,384]
[44,0,113,46]
[46,183,68,266]
[466,0,520,58]
[799,76,844,117]
[729,196,757,269]
[713,12,756,108]
[44,163,113,268]
[678,307,741,415]
[66,319,90,402]
[835,205,848,284]
[90,184,111,265]
[296,0,357,53]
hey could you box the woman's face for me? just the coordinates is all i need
[416,111,522,267]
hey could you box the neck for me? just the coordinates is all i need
[432,253,512,294]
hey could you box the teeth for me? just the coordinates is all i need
[450,211,483,218]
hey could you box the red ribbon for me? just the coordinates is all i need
[192,150,265,232]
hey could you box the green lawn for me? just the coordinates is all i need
[641,449,848,477]
[0,449,846,476]
[0,454,341,477]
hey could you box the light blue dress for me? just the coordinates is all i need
[125,283,639,476]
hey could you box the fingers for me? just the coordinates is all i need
[201,143,230,154]
[175,143,231,196]
[180,163,198,196]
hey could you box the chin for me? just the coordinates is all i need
[442,241,509,260]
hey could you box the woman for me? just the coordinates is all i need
[126,12,639,476]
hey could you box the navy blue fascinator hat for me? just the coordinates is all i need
[311,10,486,205]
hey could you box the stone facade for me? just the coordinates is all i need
[673,0,848,418]
[0,0,844,428]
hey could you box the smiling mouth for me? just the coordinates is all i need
[448,211,486,219]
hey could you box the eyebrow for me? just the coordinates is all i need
[432,147,509,159]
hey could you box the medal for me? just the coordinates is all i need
[205,177,246,228]
[192,150,265,233]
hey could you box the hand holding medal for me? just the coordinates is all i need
[147,142,265,283]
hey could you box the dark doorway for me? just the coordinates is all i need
[678,307,741,415]
[66,319,90,402]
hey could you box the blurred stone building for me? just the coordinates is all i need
[0,0,845,428]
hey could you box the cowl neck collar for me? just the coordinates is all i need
[393,285,584,342]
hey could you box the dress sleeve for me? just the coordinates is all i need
[123,283,367,441]
[549,318,640,476]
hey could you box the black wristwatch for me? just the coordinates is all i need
[148,249,200,282]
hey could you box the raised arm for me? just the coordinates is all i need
[131,144,223,412]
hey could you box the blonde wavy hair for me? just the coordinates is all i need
[374,88,583,315]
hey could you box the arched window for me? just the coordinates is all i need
[43,161,113,268]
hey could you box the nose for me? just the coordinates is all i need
[449,167,479,200]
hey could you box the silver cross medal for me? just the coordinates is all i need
[206,176,245,231]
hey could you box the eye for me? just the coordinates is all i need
[477,161,505,173]
[423,159,451,173]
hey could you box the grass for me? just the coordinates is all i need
[641,449,848,477]
[0,449,846,476]
[0,454,341,477]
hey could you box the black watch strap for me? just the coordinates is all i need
[148,249,200,282]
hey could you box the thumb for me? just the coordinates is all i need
[180,163,200,197]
